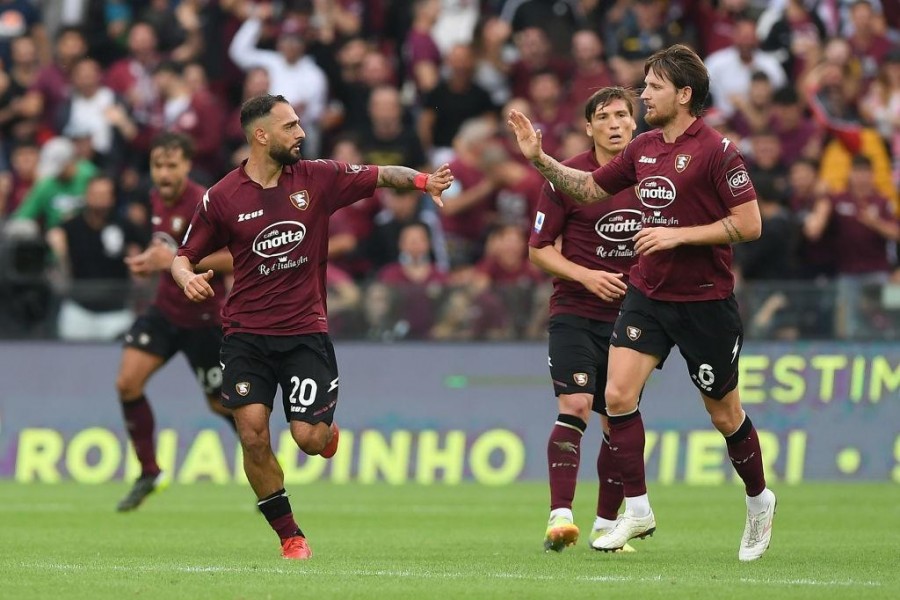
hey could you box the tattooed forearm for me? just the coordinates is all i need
[377,166,419,189]
[722,217,745,244]
[533,155,610,205]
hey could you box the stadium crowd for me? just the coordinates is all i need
[0,0,898,341]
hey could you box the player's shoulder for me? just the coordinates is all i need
[561,150,597,171]
[181,179,207,204]
[300,158,373,177]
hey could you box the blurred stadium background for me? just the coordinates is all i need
[0,0,898,597]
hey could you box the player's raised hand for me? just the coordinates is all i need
[182,269,215,302]
[634,227,683,255]
[425,163,454,208]
[506,110,542,161]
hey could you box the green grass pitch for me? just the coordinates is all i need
[1,482,897,599]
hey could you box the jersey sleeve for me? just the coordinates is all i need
[712,140,757,208]
[528,180,567,249]
[591,139,638,195]
[178,188,229,264]
[310,160,378,213]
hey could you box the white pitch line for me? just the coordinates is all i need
[7,561,883,587]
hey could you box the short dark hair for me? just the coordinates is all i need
[154,60,183,76]
[851,155,872,170]
[584,86,637,121]
[240,94,291,132]
[772,86,799,106]
[644,44,710,117]
[150,131,194,160]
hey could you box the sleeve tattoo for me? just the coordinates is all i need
[722,217,745,244]
[377,166,419,189]
[533,160,609,205]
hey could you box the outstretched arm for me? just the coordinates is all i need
[506,110,611,204]
[377,163,454,207]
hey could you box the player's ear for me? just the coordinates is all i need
[584,121,592,138]
[254,126,267,146]
[679,86,692,107]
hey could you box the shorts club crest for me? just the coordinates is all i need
[626,326,642,341]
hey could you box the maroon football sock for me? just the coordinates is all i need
[258,489,303,541]
[596,433,625,521]
[725,415,767,497]
[607,410,647,497]
[121,395,160,478]
[547,414,586,511]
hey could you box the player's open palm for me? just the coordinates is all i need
[426,163,454,208]
[579,269,627,302]
[506,110,542,161]
[183,269,216,302]
[634,227,683,255]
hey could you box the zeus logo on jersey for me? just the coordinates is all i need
[636,176,676,209]
[252,221,307,258]
[595,209,642,242]
[638,156,657,164]
[238,209,264,222]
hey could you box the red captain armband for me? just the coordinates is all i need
[414,172,429,191]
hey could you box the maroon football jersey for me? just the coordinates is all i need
[592,118,757,301]
[179,160,378,335]
[151,180,225,328]
[530,149,640,322]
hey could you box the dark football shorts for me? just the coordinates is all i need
[219,332,339,424]
[611,286,744,400]
[124,306,223,395]
[548,314,618,415]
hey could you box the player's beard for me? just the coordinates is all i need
[644,102,676,128]
[270,142,302,166]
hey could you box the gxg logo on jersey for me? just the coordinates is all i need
[252,221,307,258]
[595,209,642,242]
[726,166,751,196]
[636,176,676,209]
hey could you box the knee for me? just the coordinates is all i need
[604,381,637,415]
[239,427,271,460]
[558,394,592,423]
[708,405,744,435]
[115,374,141,401]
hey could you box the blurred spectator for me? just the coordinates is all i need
[152,60,224,183]
[685,0,751,57]
[499,0,582,56]
[1,140,38,216]
[403,0,442,97]
[55,57,138,170]
[846,0,892,82]
[432,0,480,55]
[104,22,161,139]
[12,136,98,232]
[0,35,41,145]
[229,9,329,157]
[471,16,513,106]
[788,158,835,279]
[747,131,789,201]
[567,29,614,112]
[525,69,575,158]
[311,0,365,45]
[0,0,47,68]
[771,85,823,165]
[224,66,269,156]
[362,281,408,341]
[860,50,900,189]
[137,0,204,62]
[440,117,498,267]
[418,43,496,166]
[20,26,87,134]
[46,175,147,340]
[705,16,787,119]
[0,219,53,338]
[377,222,448,339]
[759,0,827,80]
[365,187,448,271]
[360,85,427,169]
[480,142,544,234]
[325,262,362,337]
[827,156,900,337]
[606,0,679,88]
[328,38,397,136]
[728,71,775,137]
[508,27,572,100]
